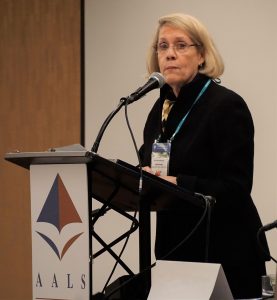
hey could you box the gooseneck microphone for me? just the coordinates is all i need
[91,72,165,153]
[257,219,277,263]
[259,220,277,232]
[127,72,165,103]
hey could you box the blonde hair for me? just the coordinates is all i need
[147,13,224,79]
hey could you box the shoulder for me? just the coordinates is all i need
[205,81,254,133]
[207,81,252,117]
[209,80,243,101]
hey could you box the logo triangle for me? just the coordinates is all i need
[37,174,82,232]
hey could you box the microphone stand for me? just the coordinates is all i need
[91,72,164,153]
[91,81,152,154]
[90,95,143,299]
[91,96,130,154]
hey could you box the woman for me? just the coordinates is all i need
[139,13,269,299]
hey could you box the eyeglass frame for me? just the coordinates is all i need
[155,41,202,54]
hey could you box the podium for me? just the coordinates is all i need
[5,145,93,300]
[5,144,223,300]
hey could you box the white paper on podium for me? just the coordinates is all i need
[148,260,233,300]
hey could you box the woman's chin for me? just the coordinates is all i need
[164,75,180,85]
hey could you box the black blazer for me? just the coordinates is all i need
[139,74,269,265]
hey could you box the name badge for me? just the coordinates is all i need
[151,142,171,176]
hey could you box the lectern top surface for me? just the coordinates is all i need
[4,144,91,169]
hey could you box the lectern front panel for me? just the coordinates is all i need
[30,164,90,300]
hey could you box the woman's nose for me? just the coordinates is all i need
[166,46,177,59]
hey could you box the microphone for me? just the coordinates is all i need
[257,219,277,263]
[127,72,165,103]
[260,220,277,232]
[91,72,164,153]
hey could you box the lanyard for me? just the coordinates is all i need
[157,79,211,142]
[170,79,211,141]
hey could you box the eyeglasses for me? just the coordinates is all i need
[156,42,200,54]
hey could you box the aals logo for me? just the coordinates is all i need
[36,174,83,260]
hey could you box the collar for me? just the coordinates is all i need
[160,73,210,102]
